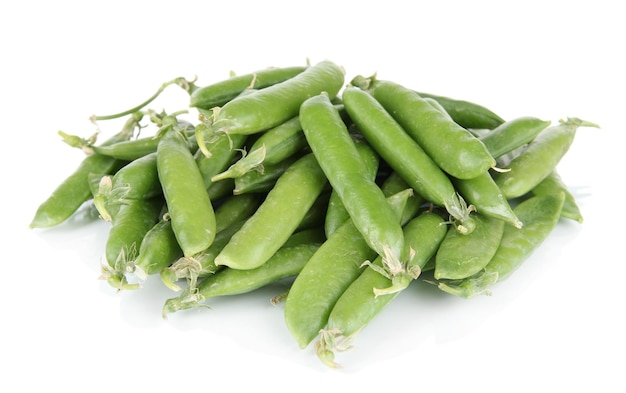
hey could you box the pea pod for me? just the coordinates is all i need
[434,213,505,280]
[452,172,522,228]
[30,113,141,229]
[531,171,583,223]
[214,152,328,270]
[479,116,551,159]
[157,117,217,257]
[207,60,345,136]
[284,188,413,349]
[134,218,183,279]
[301,93,405,265]
[363,77,496,179]
[437,192,566,298]
[495,117,598,198]
[100,197,163,290]
[315,211,447,368]
[163,239,323,318]
[325,140,380,238]
[189,65,308,109]
[414,90,505,130]
[232,155,299,195]
[342,85,475,233]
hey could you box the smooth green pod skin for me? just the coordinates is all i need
[414,91,505,130]
[91,126,197,161]
[495,118,595,198]
[434,213,505,280]
[437,193,566,298]
[195,133,248,189]
[209,60,345,136]
[101,197,163,290]
[342,86,458,206]
[189,66,307,109]
[367,79,496,179]
[162,241,322,316]
[232,155,299,195]
[300,93,405,263]
[200,243,321,297]
[247,116,308,166]
[380,172,426,225]
[296,192,331,233]
[214,153,328,270]
[134,219,182,277]
[30,122,135,229]
[479,116,551,159]
[531,171,583,223]
[284,189,412,349]
[213,194,262,233]
[110,152,161,200]
[206,177,235,201]
[157,124,217,257]
[316,211,447,368]
[325,140,380,238]
[453,172,522,228]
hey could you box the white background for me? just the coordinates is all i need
[2,0,624,391]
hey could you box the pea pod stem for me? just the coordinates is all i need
[91,76,197,122]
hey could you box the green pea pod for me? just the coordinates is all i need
[284,188,413,349]
[531,171,583,223]
[214,152,328,270]
[189,65,308,109]
[315,211,447,368]
[207,60,345,136]
[414,91,506,130]
[29,113,141,229]
[157,118,217,257]
[434,213,505,280]
[195,132,248,189]
[325,140,380,238]
[232,155,299,195]
[134,218,183,279]
[453,172,522,228]
[437,192,566,298]
[495,117,598,199]
[342,85,475,233]
[301,93,405,265]
[213,193,262,233]
[380,172,426,225]
[100,197,163,290]
[364,78,496,179]
[297,192,331,233]
[163,240,322,317]
[479,116,551,159]
[241,116,308,167]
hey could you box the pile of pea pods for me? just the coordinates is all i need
[30,59,596,368]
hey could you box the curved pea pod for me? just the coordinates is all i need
[29,114,140,229]
[232,155,299,195]
[342,85,475,233]
[453,171,522,228]
[189,65,308,109]
[434,213,505,280]
[413,90,505,130]
[214,152,328,270]
[495,117,598,199]
[364,78,496,180]
[162,233,324,317]
[437,192,566,298]
[207,60,345,136]
[213,193,262,233]
[315,211,447,368]
[100,197,163,290]
[157,118,217,257]
[134,218,183,279]
[479,116,551,159]
[194,132,248,189]
[284,188,413,349]
[325,140,380,238]
[216,116,307,181]
[531,171,583,223]
[301,92,405,265]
